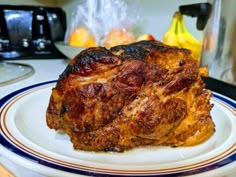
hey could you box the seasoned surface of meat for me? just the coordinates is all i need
[46,40,215,152]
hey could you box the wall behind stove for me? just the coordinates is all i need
[3,0,207,41]
[0,0,57,7]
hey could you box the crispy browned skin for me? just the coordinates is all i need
[46,40,215,152]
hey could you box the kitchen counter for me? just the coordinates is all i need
[0,59,69,98]
[0,59,235,177]
[0,59,69,177]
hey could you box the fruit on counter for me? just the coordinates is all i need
[176,13,202,60]
[136,34,155,41]
[68,27,95,48]
[163,12,202,61]
[68,27,156,49]
[162,13,179,47]
[104,29,136,48]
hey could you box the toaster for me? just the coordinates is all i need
[0,5,67,59]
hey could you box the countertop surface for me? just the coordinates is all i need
[0,59,68,98]
[0,59,235,177]
[0,59,68,177]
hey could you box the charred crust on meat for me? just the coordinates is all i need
[60,105,69,115]
[179,59,185,66]
[59,47,120,80]
[111,43,148,61]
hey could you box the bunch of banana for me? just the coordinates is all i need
[163,12,202,61]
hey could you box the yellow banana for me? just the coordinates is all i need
[176,13,202,61]
[180,16,202,47]
[162,13,179,47]
[163,12,202,61]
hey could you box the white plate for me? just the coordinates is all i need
[0,80,235,177]
[55,41,85,59]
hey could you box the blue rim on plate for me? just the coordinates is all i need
[0,80,235,177]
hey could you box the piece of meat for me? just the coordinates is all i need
[46,40,215,152]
